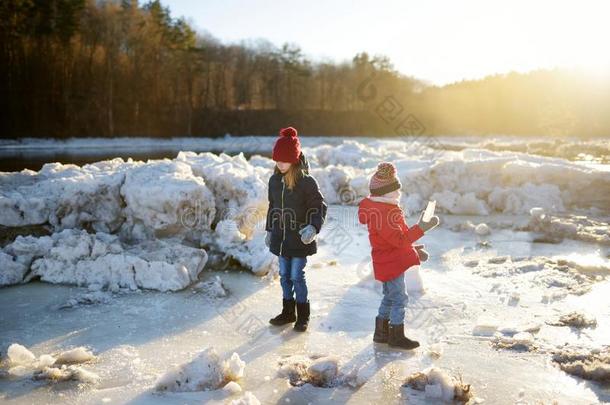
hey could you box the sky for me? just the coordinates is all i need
[162,0,610,85]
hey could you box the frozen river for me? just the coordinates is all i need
[1,135,609,404]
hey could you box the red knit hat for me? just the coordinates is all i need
[369,162,401,196]
[272,127,301,163]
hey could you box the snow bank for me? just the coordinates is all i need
[176,152,270,239]
[0,152,276,282]
[0,159,132,232]
[120,159,215,241]
[402,367,473,403]
[0,229,207,291]
[303,140,610,215]
[154,348,245,392]
[178,152,276,275]
[2,137,607,287]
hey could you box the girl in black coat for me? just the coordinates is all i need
[265,127,327,332]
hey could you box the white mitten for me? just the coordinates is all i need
[298,225,317,244]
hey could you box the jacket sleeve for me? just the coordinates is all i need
[376,209,424,248]
[305,176,327,233]
[265,178,274,232]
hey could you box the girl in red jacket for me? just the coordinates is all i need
[357,162,439,350]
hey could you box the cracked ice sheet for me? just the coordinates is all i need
[1,206,609,404]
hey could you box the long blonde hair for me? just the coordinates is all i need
[274,162,305,190]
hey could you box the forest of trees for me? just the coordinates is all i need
[1,0,609,138]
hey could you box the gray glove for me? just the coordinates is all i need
[414,244,429,262]
[265,231,271,248]
[299,225,317,245]
[417,212,440,232]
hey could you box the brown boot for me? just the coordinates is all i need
[373,317,389,343]
[388,323,419,350]
[269,299,296,326]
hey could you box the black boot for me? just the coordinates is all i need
[388,323,420,350]
[293,301,310,332]
[373,317,389,343]
[269,299,296,326]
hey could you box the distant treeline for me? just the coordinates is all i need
[1,0,609,138]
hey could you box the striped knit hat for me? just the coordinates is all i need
[369,162,401,196]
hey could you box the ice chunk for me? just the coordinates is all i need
[547,312,597,329]
[33,365,100,383]
[525,213,610,245]
[0,159,132,233]
[403,367,472,403]
[177,151,267,239]
[278,355,344,388]
[222,381,242,395]
[0,252,29,286]
[474,223,491,236]
[59,291,112,309]
[193,276,228,299]
[120,159,216,240]
[154,348,244,392]
[231,391,261,405]
[422,200,436,222]
[56,347,95,364]
[472,319,498,337]
[492,332,536,351]
[224,352,246,381]
[7,344,36,365]
[425,383,443,398]
[1,229,207,291]
[552,347,610,383]
[405,267,424,293]
[306,357,340,387]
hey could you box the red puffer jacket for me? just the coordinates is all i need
[357,197,424,282]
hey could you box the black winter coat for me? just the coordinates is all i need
[265,154,327,257]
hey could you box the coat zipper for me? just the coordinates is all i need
[279,177,286,256]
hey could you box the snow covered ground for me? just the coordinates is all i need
[1,136,609,404]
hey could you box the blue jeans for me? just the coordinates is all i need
[278,256,308,304]
[378,272,408,325]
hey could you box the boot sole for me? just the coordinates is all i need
[269,318,296,326]
[388,343,419,350]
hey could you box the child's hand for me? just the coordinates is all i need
[417,211,440,232]
[414,244,429,262]
[299,225,317,244]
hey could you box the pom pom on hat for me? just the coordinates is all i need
[369,162,401,196]
[279,126,298,138]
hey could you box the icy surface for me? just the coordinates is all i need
[1,136,610,404]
